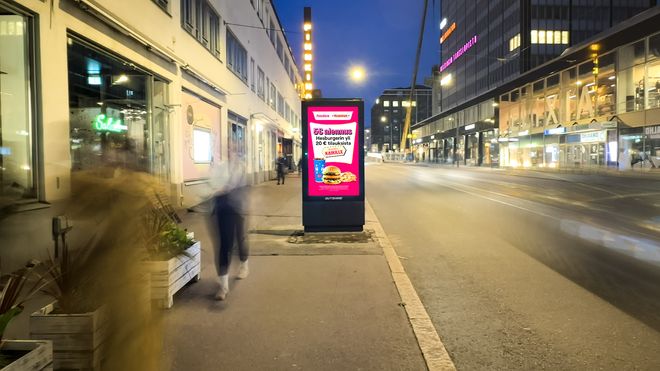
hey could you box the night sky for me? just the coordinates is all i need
[274,0,442,127]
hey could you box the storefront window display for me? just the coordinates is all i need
[68,35,170,179]
[617,40,646,113]
[643,125,660,168]
[482,130,498,166]
[545,74,560,127]
[532,79,545,129]
[519,85,533,133]
[560,67,578,121]
[577,61,596,120]
[529,133,544,167]
[507,138,520,167]
[456,135,465,164]
[466,133,478,165]
[544,136,561,167]
[620,126,660,170]
[647,59,660,110]
[596,52,616,116]
[647,33,660,109]
[563,130,607,167]
[619,128,644,170]
[0,4,36,204]
[444,137,454,164]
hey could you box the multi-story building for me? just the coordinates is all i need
[0,0,302,271]
[416,1,658,167]
[438,0,656,113]
[370,85,432,152]
[415,6,660,171]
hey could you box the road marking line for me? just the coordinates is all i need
[366,200,456,371]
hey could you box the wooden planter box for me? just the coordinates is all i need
[147,241,201,309]
[0,340,52,371]
[29,303,106,370]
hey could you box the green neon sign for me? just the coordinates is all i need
[94,114,127,133]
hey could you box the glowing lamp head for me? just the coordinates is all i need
[349,66,366,82]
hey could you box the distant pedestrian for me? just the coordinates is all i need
[297,157,303,175]
[207,149,249,301]
[276,153,287,185]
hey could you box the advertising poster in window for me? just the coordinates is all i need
[181,91,221,181]
[306,106,360,198]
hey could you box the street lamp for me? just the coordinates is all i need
[349,66,366,83]
[380,115,393,151]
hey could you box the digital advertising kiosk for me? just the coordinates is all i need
[302,99,365,232]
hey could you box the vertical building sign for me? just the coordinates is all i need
[302,99,365,232]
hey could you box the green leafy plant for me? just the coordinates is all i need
[31,236,105,314]
[143,208,194,260]
[0,262,40,339]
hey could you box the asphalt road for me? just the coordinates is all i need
[366,163,660,370]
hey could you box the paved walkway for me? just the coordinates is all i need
[160,174,428,370]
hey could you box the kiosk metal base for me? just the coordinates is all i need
[303,201,365,233]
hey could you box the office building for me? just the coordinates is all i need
[414,6,660,171]
[370,85,432,152]
[437,0,656,112]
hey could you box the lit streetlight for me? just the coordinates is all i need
[349,66,366,83]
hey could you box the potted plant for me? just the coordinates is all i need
[0,262,52,370]
[144,208,201,309]
[29,235,109,371]
[24,169,177,369]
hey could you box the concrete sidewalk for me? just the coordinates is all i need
[160,174,428,370]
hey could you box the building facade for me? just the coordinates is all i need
[370,85,432,152]
[437,0,656,114]
[0,0,302,272]
[0,0,302,209]
[415,6,660,171]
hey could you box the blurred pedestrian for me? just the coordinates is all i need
[207,149,249,301]
[297,157,303,175]
[276,153,287,185]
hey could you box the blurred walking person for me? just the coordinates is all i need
[207,148,249,301]
[276,153,287,185]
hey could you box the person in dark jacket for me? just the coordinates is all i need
[207,152,249,301]
[276,153,287,185]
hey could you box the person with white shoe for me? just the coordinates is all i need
[207,146,249,301]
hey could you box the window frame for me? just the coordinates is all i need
[257,67,265,100]
[1,2,40,202]
[181,0,221,59]
[152,0,170,14]
[226,28,248,84]
[250,58,256,92]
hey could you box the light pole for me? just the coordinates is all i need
[455,116,460,168]
[380,115,391,152]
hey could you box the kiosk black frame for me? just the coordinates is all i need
[301,99,365,232]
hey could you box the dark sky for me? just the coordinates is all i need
[274,0,441,127]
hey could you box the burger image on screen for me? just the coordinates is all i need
[322,166,342,185]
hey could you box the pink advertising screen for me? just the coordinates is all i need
[306,106,360,197]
